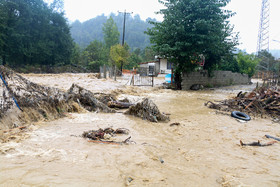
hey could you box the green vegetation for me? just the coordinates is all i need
[236,51,259,77]
[257,50,280,74]
[76,16,155,72]
[0,0,74,68]
[103,16,120,50]
[70,14,154,50]
[110,44,130,70]
[81,40,107,71]
[146,0,238,88]
[1,0,271,77]
[217,51,259,78]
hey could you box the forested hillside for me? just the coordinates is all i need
[70,14,155,50]
[0,0,74,68]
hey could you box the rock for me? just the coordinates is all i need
[103,133,112,140]
[190,84,204,90]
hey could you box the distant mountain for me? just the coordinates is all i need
[70,13,156,50]
[270,49,280,59]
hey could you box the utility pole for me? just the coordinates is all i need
[257,0,270,54]
[118,10,133,73]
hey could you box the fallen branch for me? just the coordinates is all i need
[88,140,122,145]
[265,135,280,142]
[108,101,134,109]
[240,140,277,147]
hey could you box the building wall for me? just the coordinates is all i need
[155,62,160,75]
[159,59,171,74]
[182,70,251,90]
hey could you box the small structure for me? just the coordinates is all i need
[139,57,173,76]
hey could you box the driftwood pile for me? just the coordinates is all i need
[205,86,280,120]
[125,98,170,122]
[82,127,132,145]
[82,127,129,140]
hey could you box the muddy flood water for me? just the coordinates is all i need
[0,74,280,187]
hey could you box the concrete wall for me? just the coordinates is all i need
[182,70,251,90]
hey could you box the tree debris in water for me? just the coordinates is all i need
[67,84,115,113]
[82,128,132,145]
[240,140,277,147]
[170,122,180,126]
[108,101,134,109]
[205,86,280,120]
[0,66,115,127]
[265,134,280,142]
[124,98,170,122]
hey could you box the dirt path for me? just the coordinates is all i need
[0,74,279,186]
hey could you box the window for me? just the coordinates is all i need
[167,61,173,70]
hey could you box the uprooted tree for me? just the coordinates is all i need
[0,66,114,126]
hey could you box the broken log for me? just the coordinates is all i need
[240,140,277,147]
[108,101,134,109]
[67,84,115,113]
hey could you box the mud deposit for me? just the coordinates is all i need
[0,74,280,186]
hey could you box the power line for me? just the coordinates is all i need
[117,10,133,74]
[118,10,133,46]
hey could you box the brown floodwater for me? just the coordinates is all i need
[0,75,279,186]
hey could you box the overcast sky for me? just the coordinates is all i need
[47,0,280,53]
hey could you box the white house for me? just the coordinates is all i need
[157,58,173,74]
[139,57,173,76]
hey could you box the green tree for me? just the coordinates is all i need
[236,51,259,77]
[141,47,156,62]
[82,40,107,72]
[0,0,73,68]
[0,2,6,64]
[102,16,120,49]
[257,50,277,73]
[110,44,130,69]
[217,54,240,73]
[71,42,81,65]
[146,0,238,88]
[125,49,142,70]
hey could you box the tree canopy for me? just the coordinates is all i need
[146,0,238,76]
[81,40,107,71]
[257,50,279,73]
[102,16,120,50]
[0,0,74,67]
[236,51,259,77]
[110,44,130,69]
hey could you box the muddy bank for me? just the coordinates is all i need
[0,74,279,186]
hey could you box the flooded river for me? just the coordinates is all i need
[0,74,279,186]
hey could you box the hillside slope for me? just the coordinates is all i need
[70,14,155,50]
